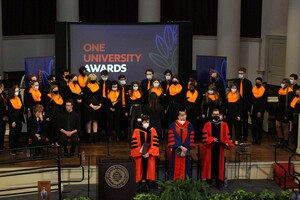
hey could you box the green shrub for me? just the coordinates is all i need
[158,178,210,200]
[133,193,159,200]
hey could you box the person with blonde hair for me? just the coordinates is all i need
[201,84,223,122]
[84,73,102,143]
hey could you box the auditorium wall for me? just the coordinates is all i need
[1,0,288,85]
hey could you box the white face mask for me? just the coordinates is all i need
[238,74,244,79]
[290,79,294,85]
[165,75,171,81]
[15,91,19,96]
[281,83,285,88]
[120,80,126,85]
[153,83,159,88]
[208,90,214,95]
[34,86,39,90]
[102,77,108,81]
[231,88,237,93]
[142,123,149,129]
[133,86,139,91]
[146,75,153,80]
[179,120,185,125]
[112,87,118,91]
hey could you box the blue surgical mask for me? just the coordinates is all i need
[281,83,285,88]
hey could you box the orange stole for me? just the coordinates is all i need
[10,97,22,110]
[29,88,41,102]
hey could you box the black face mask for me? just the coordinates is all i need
[296,94,300,98]
[73,81,78,84]
[53,91,59,94]
[256,83,261,88]
[211,77,217,82]
[80,72,86,76]
[90,80,96,84]
[173,82,178,85]
[212,116,220,121]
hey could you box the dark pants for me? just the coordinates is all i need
[107,107,121,140]
[292,113,299,147]
[0,120,6,149]
[226,114,241,141]
[60,132,78,153]
[120,107,128,139]
[240,110,249,140]
[251,112,264,144]
[167,102,180,126]
[9,121,22,149]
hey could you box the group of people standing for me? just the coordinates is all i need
[1,64,300,189]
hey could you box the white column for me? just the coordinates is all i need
[285,0,300,77]
[138,0,161,22]
[217,0,241,79]
[56,0,79,22]
[0,0,3,78]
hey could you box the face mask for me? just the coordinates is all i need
[290,79,294,85]
[212,116,220,121]
[146,75,153,80]
[153,83,159,88]
[296,94,300,98]
[53,90,59,94]
[256,83,261,88]
[238,74,244,79]
[142,123,149,129]
[211,77,217,82]
[173,81,178,85]
[102,77,108,81]
[165,76,171,81]
[15,91,19,96]
[34,86,39,90]
[90,80,96,84]
[281,83,285,88]
[179,120,185,125]
[133,86,139,91]
[231,88,237,93]
[80,71,86,76]
[50,81,56,85]
[73,81,78,84]
[112,87,118,91]
[208,90,214,95]
[190,88,195,92]
[120,80,126,85]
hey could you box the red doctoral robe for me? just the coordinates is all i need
[130,127,159,182]
[202,121,233,181]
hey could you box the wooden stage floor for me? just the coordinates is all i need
[0,130,299,167]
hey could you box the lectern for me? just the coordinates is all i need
[97,158,136,200]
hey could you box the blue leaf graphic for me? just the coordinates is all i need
[156,35,169,59]
[149,53,170,69]
[164,26,173,50]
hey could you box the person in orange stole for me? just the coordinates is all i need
[130,115,159,190]
[168,110,195,180]
[202,108,233,189]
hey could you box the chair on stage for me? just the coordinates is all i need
[273,162,300,190]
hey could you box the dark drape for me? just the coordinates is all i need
[161,0,218,36]
[240,0,262,38]
[79,0,138,23]
[2,0,261,38]
[2,0,56,36]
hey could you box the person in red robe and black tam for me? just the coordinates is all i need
[202,108,233,189]
[168,110,195,180]
[130,115,159,192]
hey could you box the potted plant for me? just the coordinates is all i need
[231,189,256,200]
[133,193,159,200]
[158,178,210,200]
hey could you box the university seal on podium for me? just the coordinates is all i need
[105,165,129,189]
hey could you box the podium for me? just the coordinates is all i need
[97,158,135,200]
